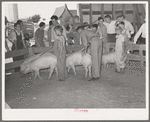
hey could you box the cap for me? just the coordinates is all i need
[82,22,90,28]
[116,12,125,18]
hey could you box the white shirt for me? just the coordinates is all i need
[134,23,146,43]
[103,20,116,34]
[123,19,134,35]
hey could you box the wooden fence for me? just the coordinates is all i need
[5,45,84,73]
[5,43,145,73]
[105,42,146,69]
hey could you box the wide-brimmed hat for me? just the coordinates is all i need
[116,12,125,18]
[82,22,90,28]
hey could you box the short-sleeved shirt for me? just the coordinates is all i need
[8,29,24,43]
[103,20,117,34]
[97,24,107,39]
[123,19,134,35]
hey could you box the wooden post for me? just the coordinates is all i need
[136,4,142,29]
[89,4,92,27]
[139,46,144,69]
[139,4,145,23]
[112,4,115,20]
[133,4,137,33]
[101,4,104,18]
[79,4,83,24]
[122,4,126,18]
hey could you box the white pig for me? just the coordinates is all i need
[66,50,92,78]
[102,52,115,68]
[20,52,53,72]
[21,53,58,80]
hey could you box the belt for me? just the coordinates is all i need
[108,33,116,35]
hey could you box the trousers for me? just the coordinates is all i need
[90,37,103,78]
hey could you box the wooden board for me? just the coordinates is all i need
[5,59,26,71]
[101,4,104,18]
[5,49,29,59]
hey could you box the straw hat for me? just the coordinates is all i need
[116,12,125,18]
[82,22,90,28]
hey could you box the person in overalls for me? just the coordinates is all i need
[76,26,103,81]
[53,25,68,81]
[114,26,126,74]
[8,23,26,72]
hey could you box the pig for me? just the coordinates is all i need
[102,52,115,68]
[20,52,53,72]
[21,53,58,80]
[66,50,92,78]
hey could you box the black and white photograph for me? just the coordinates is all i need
[2,1,149,120]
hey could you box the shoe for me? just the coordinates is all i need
[58,79,65,82]
[96,77,102,80]
[120,68,125,74]
[115,68,120,73]
[88,77,97,81]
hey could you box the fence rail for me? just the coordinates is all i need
[5,43,146,72]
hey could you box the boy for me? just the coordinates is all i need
[115,26,126,74]
[118,21,131,41]
[54,25,68,81]
[91,24,98,33]
[116,13,134,35]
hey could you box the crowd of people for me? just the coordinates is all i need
[5,12,146,81]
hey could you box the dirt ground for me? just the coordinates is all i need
[5,61,146,108]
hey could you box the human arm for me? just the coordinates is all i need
[121,38,125,61]
[127,21,134,35]
[35,29,41,47]
[97,26,103,38]
[81,31,88,53]
[8,30,17,50]
[5,41,10,51]
[51,27,56,43]
[62,26,67,40]
[134,24,144,44]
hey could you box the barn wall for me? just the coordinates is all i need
[80,4,145,26]
[90,4,134,23]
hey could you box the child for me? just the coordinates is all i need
[115,26,126,74]
[118,21,131,42]
[24,33,31,48]
[82,22,90,30]
[54,25,68,81]
[91,24,98,33]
